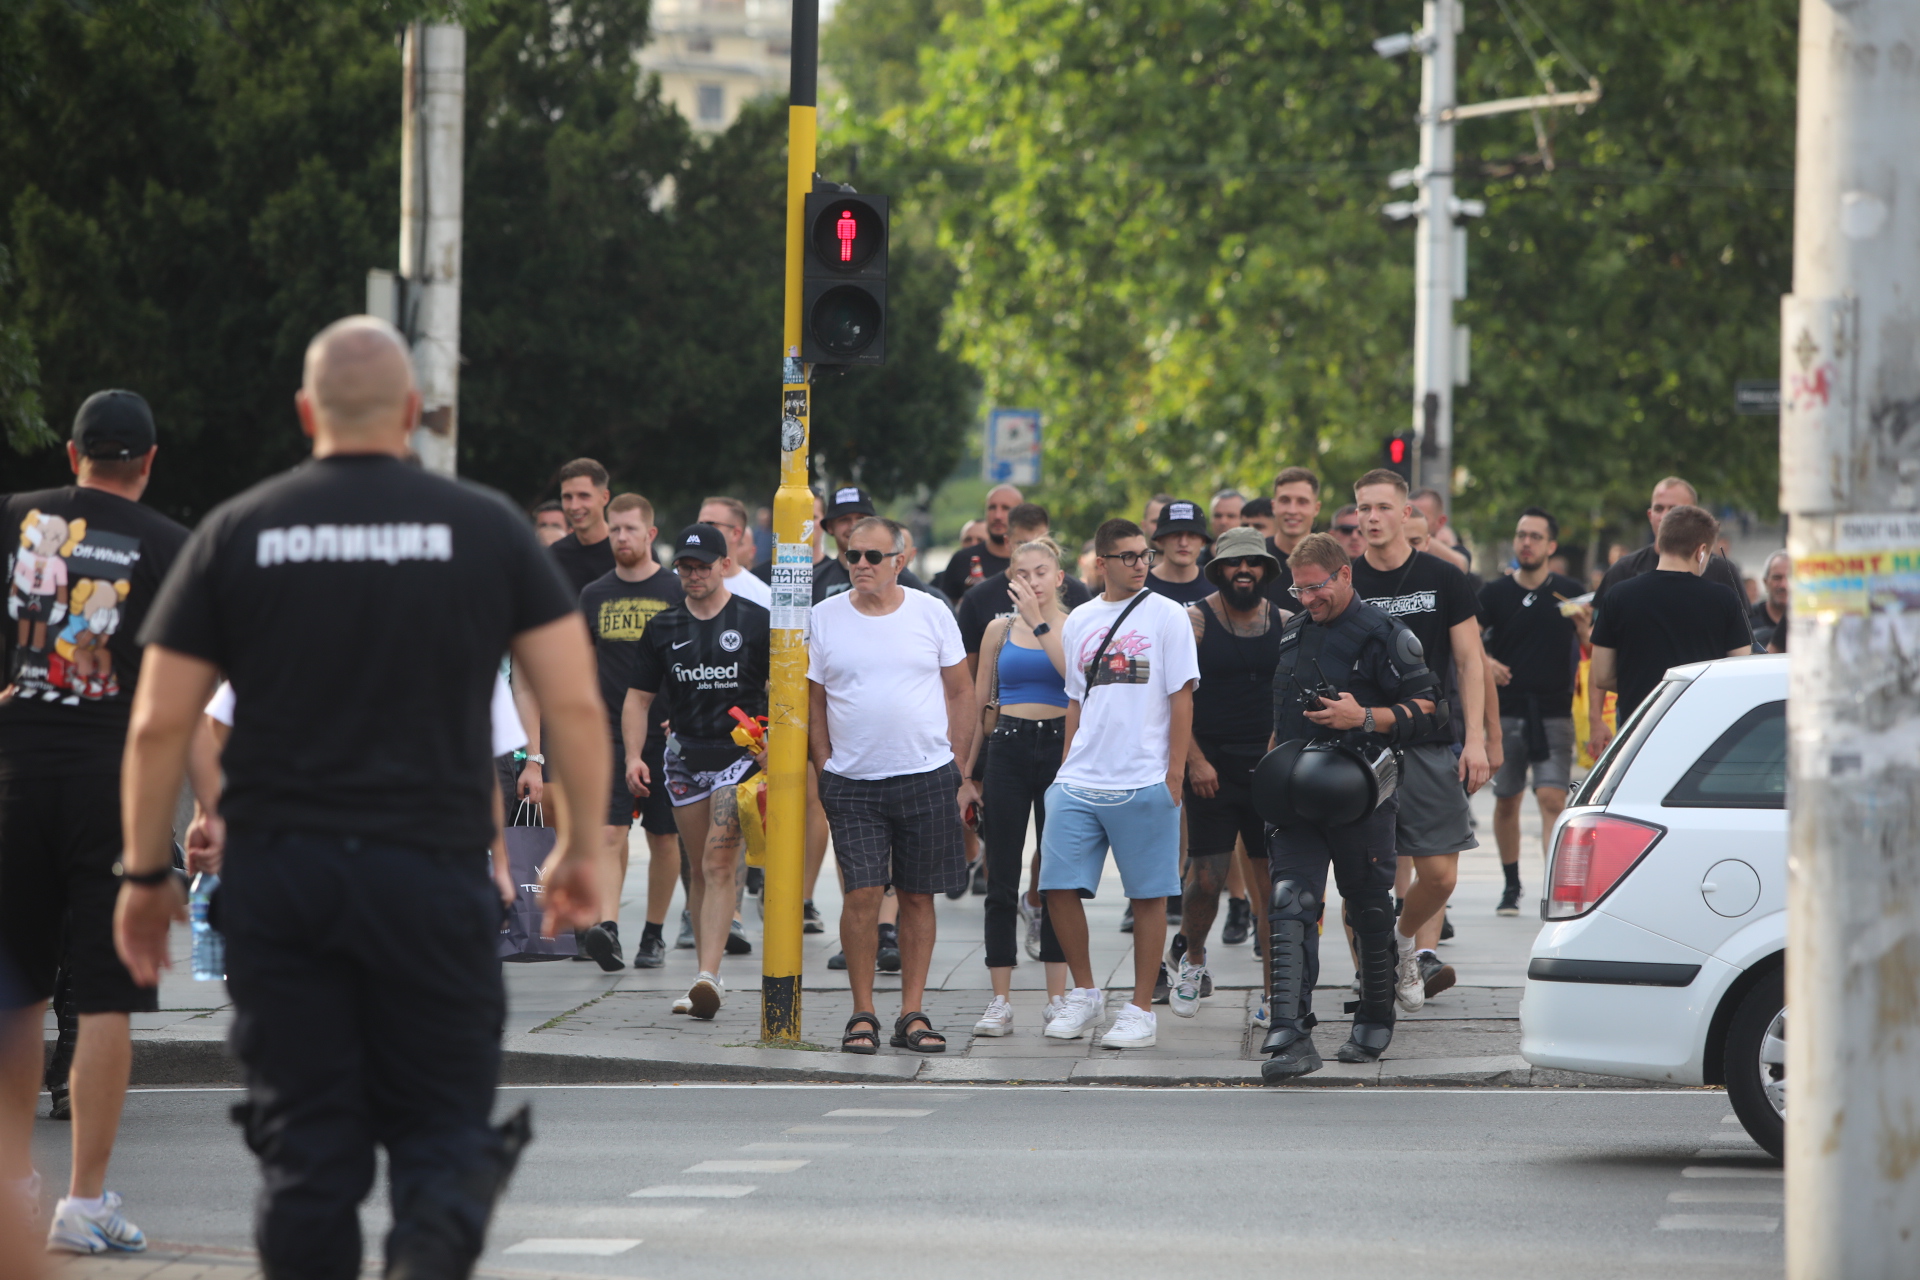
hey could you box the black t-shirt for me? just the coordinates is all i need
[1261,540,1297,606]
[579,567,685,745]
[140,455,575,851]
[955,570,1094,654]
[812,555,938,606]
[629,594,771,740]
[1145,570,1215,606]
[934,544,1011,602]
[1750,598,1786,649]
[549,531,616,596]
[1597,544,1753,649]
[1590,569,1751,719]
[1350,548,1478,697]
[0,486,190,777]
[1478,572,1584,719]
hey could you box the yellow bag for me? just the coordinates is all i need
[1571,656,1617,770]
[738,772,767,868]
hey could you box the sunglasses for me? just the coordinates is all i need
[1214,557,1263,571]
[846,549,899,565]
[1333,524,1360,536]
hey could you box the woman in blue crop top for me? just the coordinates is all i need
[962,538,1074,1036]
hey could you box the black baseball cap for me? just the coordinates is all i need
[72,390,156,460]
[1151,498,1212,543]
[825,485,875,521]
[672,523,729,564]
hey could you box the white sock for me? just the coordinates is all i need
[1395,931,1418,956]
[58,1194,106,1215]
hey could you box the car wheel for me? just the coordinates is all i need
[1723,968,1784,1160]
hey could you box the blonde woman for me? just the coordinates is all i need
[963,538,1074,1036]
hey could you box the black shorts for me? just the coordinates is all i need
[0,773,159,1014]
[819,763,968,896]
[663,735,756,808]
[1185,740,1269,861]
[611,738,677,835]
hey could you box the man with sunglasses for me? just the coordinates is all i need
[1260,533,1443,1081]
[624,524,771,1019]
[1329,504,1366,561]
[814,486,938,605]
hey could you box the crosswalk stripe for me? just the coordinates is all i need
[683,1159,809,1174]
[503,1238,641,1255]
[825,1108,931,1117]
[630,1185,757,1198]
[1656,1214,1778,1232]
[1681,1166,1784,1179]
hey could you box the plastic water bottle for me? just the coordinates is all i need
[189,873,225,981]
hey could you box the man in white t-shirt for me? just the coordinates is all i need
[699,495,773,609]
[808,518,974,1056]
[1040,518,1200,1050]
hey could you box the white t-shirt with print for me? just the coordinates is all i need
[808,587,966,780]
[1055,589,1201,791]
[726,567,773,608]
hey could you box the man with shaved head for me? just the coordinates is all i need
[114,315,613,1279]
[935,484,1023,602]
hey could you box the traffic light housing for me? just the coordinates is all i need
[1383,431,1415,482]
[802,190,888,366]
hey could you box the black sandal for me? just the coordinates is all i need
[842,1012,881,1056]
[891,1011,947,1054]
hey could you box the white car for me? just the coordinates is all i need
[1520,653,1786,1158]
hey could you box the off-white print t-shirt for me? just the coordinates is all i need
[808,588,966,780]
[1055,589,1201,791]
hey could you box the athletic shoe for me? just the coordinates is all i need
[1169,958,1205,1018]
[46,1192,145,1254]
[973,996,1014,1037]
[1250,1000,1270,1030]
[1119,903,1134,934]
[1044,989,1106,1040]
[1019,894,1044,960]
[1221,897,1251,945]
[969,859,988,896]
[1394,939,1426,1012]
[687,973,723,1020]
[876,924,901,973]
[49,1090,69,1121]
[1099,1003,1157,1049]
[631,933,666,969]
[1043,994,1065,1026]
[1166,897,1182,926]
[1151,962,1171,1005]
[1199,971,1213,998]
[581,922,624,972]
[803,900,825,934]
[1496,885,1522,917]
[1440,910,1455,941]
[1419,951,1457,999]
[745,866,764,896]
[676,909,696,949]
[827,950,848,971]
[725,919,753,956]
[670,992,694,1014]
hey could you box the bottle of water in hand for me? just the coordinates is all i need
[189,872,225,981]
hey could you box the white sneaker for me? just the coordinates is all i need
[974,996,1014,1036]
[687,972,723,1020]
[1168,957,1205,1018]
[670,993,693,1014]
[1394,935,1426,1013]
[1044,988,1105,1039]
[46,1192,145,1254]
[1018,894,1044,961]
[1250,1000,1270,1029]
[1099,1003,1157,1049]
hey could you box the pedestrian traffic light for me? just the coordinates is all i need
[802,189,888,367]
[1383,431,1415,482]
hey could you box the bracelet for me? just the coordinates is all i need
[114,862,174,886]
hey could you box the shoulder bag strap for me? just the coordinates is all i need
[1082,590,1152,696]
[981,617,1015,738]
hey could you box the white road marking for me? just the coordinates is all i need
[825,1108,932,1117]
[1682,1166,1784,1179]
[1668,1188,1785,1205]
[1721,1115,1742,1124]
[1656,1214,1778,1232]
[785,1124,893,1134]
[740,1143,849,1152]
[631,1185,757,1198]
[504,1238,641,1255]
[1704,1131,1764,1144]
[684,1159,809,1173]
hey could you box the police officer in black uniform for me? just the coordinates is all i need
[114,317,613,1280]
[1258,533,1446,1082]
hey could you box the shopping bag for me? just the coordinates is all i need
[496,801,577,961]
[739,772,768,868]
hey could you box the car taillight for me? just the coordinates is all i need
[1545,813,1664,919]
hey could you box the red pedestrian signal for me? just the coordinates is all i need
[1382,431,1415,481]
[803,190,889,366]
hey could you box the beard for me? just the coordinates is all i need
[1223,578,1265,611]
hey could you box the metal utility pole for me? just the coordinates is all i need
[1375,1,1598,509]
[399,22,465,476]
[1780,0,1920,1272]
[760,0,820,1043]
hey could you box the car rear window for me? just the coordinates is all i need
[1572,679,1686,808]
[1663,699,1786,809]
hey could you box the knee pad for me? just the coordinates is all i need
[1349,893,1394,938]
[1270,879,1319,921]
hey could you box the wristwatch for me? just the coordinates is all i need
[1030,622,1051,638]
[1362,708,1376,734]
[526,754,545,767]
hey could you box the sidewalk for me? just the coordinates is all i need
[97,787,1656,1089]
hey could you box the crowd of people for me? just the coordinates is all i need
[0,309,1778,1271]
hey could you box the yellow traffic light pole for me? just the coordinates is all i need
[762,0,819,1042]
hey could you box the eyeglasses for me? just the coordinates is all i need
[1100,550,1160,568]
[1214,557,1263,571]
[1333,524,1360,536]
[846,549,899,565]
[1288,573,1339,598]
[675,559,718,573]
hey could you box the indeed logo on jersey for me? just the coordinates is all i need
[673,661,739,685]
[1369,591,1438,618]
[256,524,453,566]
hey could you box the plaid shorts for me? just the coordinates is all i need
[818,762,968,895]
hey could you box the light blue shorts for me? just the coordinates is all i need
[1038,782,1183,900]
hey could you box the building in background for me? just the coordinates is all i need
[639,0,792,133]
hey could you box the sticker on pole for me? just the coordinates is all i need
[781,389,808,453]
[1795,514,1920,619]
[771,542,813,633]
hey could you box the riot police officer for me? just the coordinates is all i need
[1255,534,1446,1082]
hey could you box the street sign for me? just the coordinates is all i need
[1736,379,1780,415]
[983,409,1042,486]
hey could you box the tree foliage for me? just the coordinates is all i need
[0,0,974,522]
[882,0,1793,543]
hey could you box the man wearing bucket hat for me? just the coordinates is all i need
[1253,532,1446,1082]
[1144,498,1215,606]
[1166,527,1291,1019]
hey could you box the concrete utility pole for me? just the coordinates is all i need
[1780,0,1920,1273]
[1375,1,1597,509]
[400,22,466,477]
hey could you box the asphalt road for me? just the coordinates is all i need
[36,1085,1782,1280]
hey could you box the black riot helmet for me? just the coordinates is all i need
[1252,739,1397,828]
